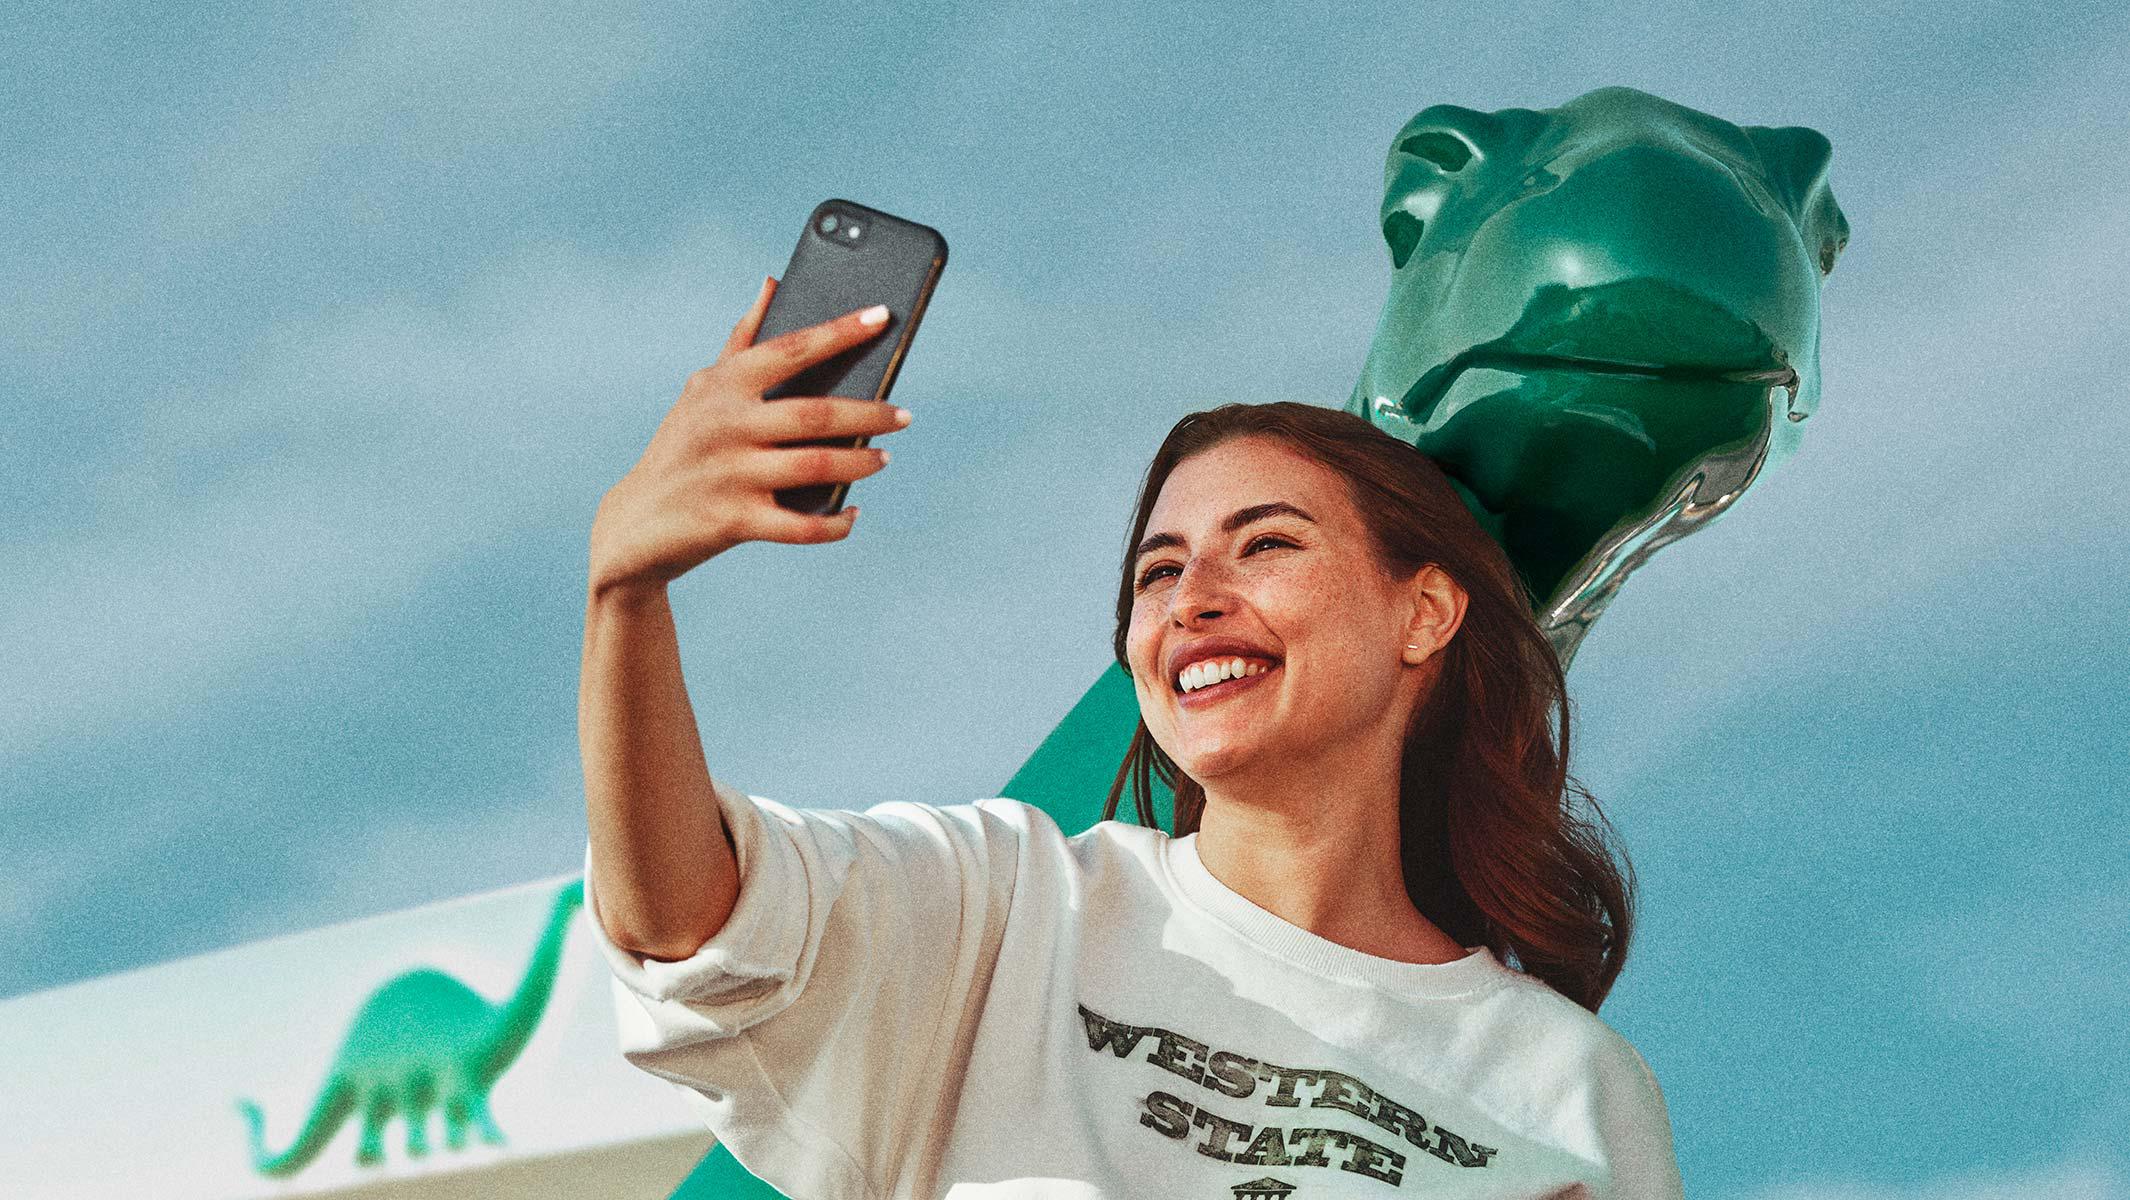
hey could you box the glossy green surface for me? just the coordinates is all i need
[236,879,584,1177]
[1350,86,1846,662]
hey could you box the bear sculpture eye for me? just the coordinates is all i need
[1397,130,1473,172]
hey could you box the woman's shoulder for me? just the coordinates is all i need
[747,793,1167,871]
[937,799,1183,888]
[1461,969,1678,1190]
[963,798,1174,866]
[1477,966,1665,1094]
[881,796,1169,848]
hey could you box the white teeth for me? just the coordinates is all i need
[1177,656,1271,693]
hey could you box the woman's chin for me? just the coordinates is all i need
[1175,734,1271,784]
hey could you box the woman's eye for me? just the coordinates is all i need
[1136,563,1178,589]
[1135,535,1295,590]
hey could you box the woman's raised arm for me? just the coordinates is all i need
[579,277,911,961]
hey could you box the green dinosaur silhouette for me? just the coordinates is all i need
[236,878,585,1178]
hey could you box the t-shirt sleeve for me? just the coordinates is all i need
[1590,1036,1685,1200]
[581,773,1023,1200]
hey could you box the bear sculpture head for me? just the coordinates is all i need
[1347,86,1848,667]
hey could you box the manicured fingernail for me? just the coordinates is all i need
[858,304,889,326]
[892,406,912,426]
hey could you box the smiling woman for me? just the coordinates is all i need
[1107,400,1636,1013]
[582,307,1680,1195]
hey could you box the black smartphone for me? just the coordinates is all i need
[757,199,948,515]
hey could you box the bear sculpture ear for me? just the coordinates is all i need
[1745,124,1850,275]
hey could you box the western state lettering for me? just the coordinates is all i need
[1203,1049,1260,1099]
[1138,1091,1408,1185]
[1080,1007,1154,1057]
[1146,1029,1212,1087]
[1080,1002,1501,1178]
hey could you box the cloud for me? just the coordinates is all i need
[1,0,731,770]
[1896,883,2130,1052]
[147,0,678,246]
[205,742,592,952]
[0,224,748,763]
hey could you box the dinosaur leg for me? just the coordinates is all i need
[469,1090,506,1147]
[443,1093,470,1151]
[357,1092,394,1166]
[404,1103,431,1158]
[403,1072,436,1158]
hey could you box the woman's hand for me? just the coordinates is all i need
[589,277,913,596]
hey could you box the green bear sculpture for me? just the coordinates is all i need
[1351,85,1847,666]
[996,87,1844,837]
[236,878,584,1177]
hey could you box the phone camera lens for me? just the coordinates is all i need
[818,214,840,234]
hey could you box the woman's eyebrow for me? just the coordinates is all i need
[1135,502,1317,562]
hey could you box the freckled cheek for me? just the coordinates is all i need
[1125,613,1153,669]
[1272,568,1341,605]
[1125,625,1164,695]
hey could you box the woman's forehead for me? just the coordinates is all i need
[1152,438,1350,521]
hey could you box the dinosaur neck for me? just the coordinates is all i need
[481,883,583,1083]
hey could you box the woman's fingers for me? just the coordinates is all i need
[721,302,891,393]
[589,285,907,593]
[747,395,912,443]
[720,276,777,360]
[740,502,861,545]
[745,444,890,490]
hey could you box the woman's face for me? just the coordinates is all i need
[1125,435,1454,788]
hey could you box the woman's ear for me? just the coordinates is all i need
[1403,564,1469,663]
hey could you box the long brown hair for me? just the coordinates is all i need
[1104,401,1636,1012]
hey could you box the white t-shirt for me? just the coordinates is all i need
[585,776,1684,1199]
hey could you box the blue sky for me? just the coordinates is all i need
[5,2,2127,1197]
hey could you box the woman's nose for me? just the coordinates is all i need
[1168,557,1234,623]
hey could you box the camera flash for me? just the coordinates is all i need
[845,223,863,238]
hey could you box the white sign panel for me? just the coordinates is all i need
[0,873,712,1199]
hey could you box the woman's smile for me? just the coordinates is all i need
[1177,661,1281,710]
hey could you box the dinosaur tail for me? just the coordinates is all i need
[236,1073,356,1179]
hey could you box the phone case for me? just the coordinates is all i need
[758,199,948,516]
